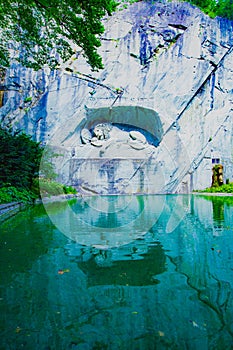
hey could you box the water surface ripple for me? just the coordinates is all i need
[0,194,233,349]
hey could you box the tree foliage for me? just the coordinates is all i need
[0,0,118,70]
[0,0,232,71]
[0,126,43,189]
[214,0,233,19]
[186,0,233,19]
[0,127,78,202]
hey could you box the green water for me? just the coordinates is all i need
[0,194,233,350]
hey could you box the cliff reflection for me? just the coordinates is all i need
[1,194,233,349]
[78,242,166,287]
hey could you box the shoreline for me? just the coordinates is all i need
[1,191,232,224]
[38,192,233,204]
[0,202,28,222]
[1,191,232,217]
[192,192,233,197]
[35,193,80,204]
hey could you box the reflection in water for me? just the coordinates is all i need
[0,195,233,349]
[78,242,166,286]
[208,196,225,228]
[198,195,233,232]
[42,194,166,248]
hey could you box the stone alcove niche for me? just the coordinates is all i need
[82,105,163,145]
[65,106,165,195]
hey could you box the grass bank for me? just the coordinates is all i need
[194,182,233,194]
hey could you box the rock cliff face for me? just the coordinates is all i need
[1,1,233,193]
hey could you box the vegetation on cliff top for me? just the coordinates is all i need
[0,0,118,70]
[187,0,233,19]
[0,0,232,72]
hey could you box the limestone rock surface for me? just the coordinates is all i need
[0,0,233,193]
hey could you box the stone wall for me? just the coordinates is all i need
[69,158,165,195]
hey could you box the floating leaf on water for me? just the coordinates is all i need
[189,320,199,328]
[58,269,70,275]
[158,331,165,337]
[15,327,21,333]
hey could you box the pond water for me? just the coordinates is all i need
[0,194,233,350]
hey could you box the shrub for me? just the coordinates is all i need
[199,182,233,194]
[38,178,77,197]
[38,179,64,197]
[0,186,35,204]
[63,185,77,194]
[0,126,42,190]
